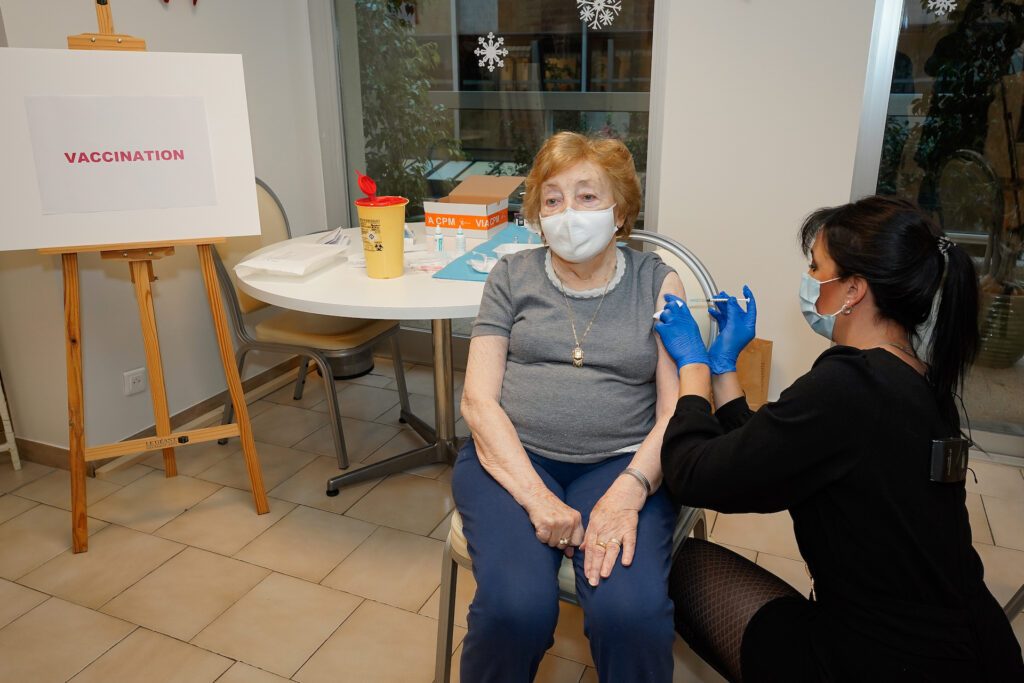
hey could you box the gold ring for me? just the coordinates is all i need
[557,538,569,546]
[595,540,607,549]
[608,538,620,546]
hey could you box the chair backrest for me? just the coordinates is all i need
[628,230,718,347]
[214,178,292,315]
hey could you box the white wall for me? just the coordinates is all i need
[0,0,327,448]
[648,0,881,398]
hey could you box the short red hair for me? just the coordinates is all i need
[522,132,642,237]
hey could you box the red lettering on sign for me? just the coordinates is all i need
[172,150,184,160]
[64,153,76,163]
[78,153,90,163]
[133,151,144,161]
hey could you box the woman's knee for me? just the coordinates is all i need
[469,581,560,647]
[584,579,674,645]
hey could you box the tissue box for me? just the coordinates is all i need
[424,175,525,238]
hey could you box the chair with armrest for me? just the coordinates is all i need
[213,177,411,469]
[432,230,717,682]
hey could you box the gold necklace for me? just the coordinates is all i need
[555,261,614,367]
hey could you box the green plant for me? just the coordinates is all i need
[356,0,462,214]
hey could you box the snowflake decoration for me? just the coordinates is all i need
[474,32,508,72]
[926,0,957,16]
[577,0,622,30]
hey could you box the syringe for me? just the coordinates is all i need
[653,298,751,320]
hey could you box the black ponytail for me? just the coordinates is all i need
[798,196,979,424]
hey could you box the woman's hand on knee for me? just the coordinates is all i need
[582,479,644,586]
[523,488,585,557]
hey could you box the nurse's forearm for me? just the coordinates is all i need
[678,363,711,401]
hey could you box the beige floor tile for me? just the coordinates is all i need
[400,363,441,396]
[195,441,317,492]
[265,375,329,409]
[377,390,463,427]
[294,598,464,683]
[325,384,401,422]
[192,572,361,678]
[269,455,383,514]
[95,464,155,486]
[0,504,108,580]
[0,577,47,628]
[250,403,330,447]
[549,602,594,667]
[322,526,444,611]
[155,487,295,556]
[87,470,220,533]
[535,653,586,682]
[0,597,134,683]
[70,628,232,683]
[671,634,728,683]
[345,473,454,535]
[217,661,293,683]
[0,492,36,524]
[342,368,396,390]
[144,439,238,477]
[235,505,376,582]
[711,511,802,562]
[756,552,811,596]
[19,524,184,609]
[14,469,121,510]
[419,564,476,629]
[0,459,54,494]
[431,509,454,541]
[101,546,270,641]
[966,460,1024,500]
[974,542,1024,606]
[966,492,993,545]
[983,495,1024,552]
[363,429,447,478]
[705,509,719,534]
[292,416,399,462]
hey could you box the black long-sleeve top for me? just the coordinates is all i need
[662,346,1022,670]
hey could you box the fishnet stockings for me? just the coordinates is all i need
[669,538,802,683]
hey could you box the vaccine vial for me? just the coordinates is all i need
[434,225,444,253]
[455,226,467,256]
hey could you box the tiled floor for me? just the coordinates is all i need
[1,356,1022,682]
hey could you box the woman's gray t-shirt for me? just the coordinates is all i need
[471,246,674,463]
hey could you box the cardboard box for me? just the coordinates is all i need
[423,175,525,238]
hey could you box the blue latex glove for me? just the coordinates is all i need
[707,285,757,375]
[654,294,709,369]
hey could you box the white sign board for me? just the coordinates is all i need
[0,48,259,250]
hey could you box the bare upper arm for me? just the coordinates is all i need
[654,271,686,418]
[463,334,509,405]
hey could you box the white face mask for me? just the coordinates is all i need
[539,204,618,263]
[799,273,844,340]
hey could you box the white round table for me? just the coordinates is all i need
[235,226,487,491]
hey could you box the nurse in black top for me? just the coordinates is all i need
[653,196,1024,682]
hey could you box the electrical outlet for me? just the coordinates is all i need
[123,368,147,396]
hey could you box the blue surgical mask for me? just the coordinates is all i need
[799,273,844,340]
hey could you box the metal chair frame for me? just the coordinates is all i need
[214,178,410,469]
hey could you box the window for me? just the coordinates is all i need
[335,0,655,223]
[877,0,1024,434]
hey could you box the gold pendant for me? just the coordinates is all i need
[572,346,583,367]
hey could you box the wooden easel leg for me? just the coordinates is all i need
[62,254,89,553]
[129,260,177,477]
[196,245,269,514]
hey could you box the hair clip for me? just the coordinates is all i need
[937,235,954,255]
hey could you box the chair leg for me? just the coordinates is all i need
[293,356,310,401]
[218,347,251,444]
[311,352,349,469]
[390,334,412,419]
[434,540,459,683]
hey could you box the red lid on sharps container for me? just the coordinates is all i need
[353,169,407,206]
[354,195,408,207]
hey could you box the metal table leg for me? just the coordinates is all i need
[326,319,458,493]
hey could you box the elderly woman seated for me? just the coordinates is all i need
[452,131,685,682]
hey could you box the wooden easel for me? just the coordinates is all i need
[47,2,269,554]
